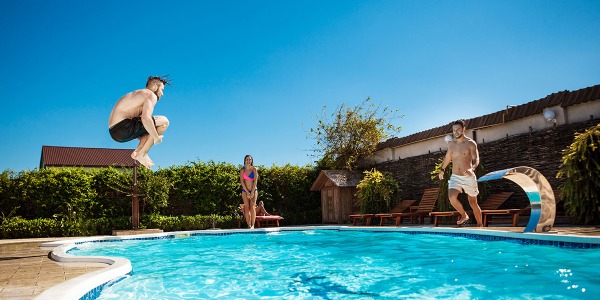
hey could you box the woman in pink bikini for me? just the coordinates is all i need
[240,155,259,229]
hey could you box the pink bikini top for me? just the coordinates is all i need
[243,171,255,181]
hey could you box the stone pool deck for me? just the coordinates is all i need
[1,225,600,299]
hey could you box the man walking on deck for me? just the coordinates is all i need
[438,119,483,226]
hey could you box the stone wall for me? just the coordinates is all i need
[372,118,600,209]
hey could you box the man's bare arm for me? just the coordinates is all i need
[141,96,161,143]
[470,141,479,170]
[439,147,452,179]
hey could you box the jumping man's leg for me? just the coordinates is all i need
[132,135,151,160]
[136,116,169,168]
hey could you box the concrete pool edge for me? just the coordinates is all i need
[36,226,600,300]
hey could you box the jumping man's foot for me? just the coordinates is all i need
[457,215,470,225]
[146,155,155,166]
[135,154,154,169]
[131,151,138,161]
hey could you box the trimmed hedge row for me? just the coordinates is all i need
[0,161,322,238]
[0,214,236,239]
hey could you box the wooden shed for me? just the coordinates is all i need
[310,170,363,224]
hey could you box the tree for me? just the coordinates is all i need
[557,123,600,225]
[310,98,402,170]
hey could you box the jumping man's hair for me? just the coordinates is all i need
[452,119,466,128]
[146,75,172,88]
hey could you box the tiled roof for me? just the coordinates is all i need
[40,146,135,168]
[310,170,364,191]
[378,84,600,150]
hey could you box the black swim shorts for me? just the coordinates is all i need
[109,117,156,142]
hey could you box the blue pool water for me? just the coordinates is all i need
[70,230,599,299]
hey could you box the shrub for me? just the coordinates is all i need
[355,169,399,213]
[557,123,600,225]
[141,214,235,231]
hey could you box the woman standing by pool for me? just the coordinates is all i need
[240,155,259,229]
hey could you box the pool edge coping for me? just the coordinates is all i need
[35,226,600,300]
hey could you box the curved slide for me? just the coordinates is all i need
[478,166,555,233]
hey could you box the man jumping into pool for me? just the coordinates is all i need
[108,75,171,168]
[438,119,483,227]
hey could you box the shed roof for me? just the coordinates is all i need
[310,170,364,191]
[40,145,135,168]
[378,84,600,150]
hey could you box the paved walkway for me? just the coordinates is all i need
[0,238,104,300]
[1,225,599,299]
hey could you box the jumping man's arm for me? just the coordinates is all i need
[141,96,161,144]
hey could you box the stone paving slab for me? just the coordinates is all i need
[0,239,105,300]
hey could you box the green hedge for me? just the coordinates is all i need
[0,216,130,239]
[0,215,236,239]
[0,161,322,238]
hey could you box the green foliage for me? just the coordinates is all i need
[430,159,488,213]
[88,167,132,218]
[138,167,173,214]
[355,169,399,213]
[142,214,235,231]
[14,168,97,220]
[0,160,321,238]
[259,164,322,225]
[557,123,600,225]
[158,161,241,215]
[0,170,19,220]
[0,216,131,238]
[310,98,403,170]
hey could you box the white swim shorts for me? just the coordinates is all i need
[448,174,479,196]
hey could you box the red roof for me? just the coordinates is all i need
[40,146,135,168]
[378,84,600,150]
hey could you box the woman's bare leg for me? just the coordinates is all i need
[249,192,257,229]
[242,192,252,228]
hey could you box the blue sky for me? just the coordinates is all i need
[2,0,599,172]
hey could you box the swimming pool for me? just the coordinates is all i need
[61,228,599,299]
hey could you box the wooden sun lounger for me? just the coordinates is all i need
[348,214,376,226]
[368,200,416,226]
[375,188,440,226]
[237,205,284,228]
[429,192,514,227]
[482,190,562,227]
[481,209,521,226]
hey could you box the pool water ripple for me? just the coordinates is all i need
[70,230,598,299]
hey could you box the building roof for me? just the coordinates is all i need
[40,146,135,168]
[378,84,600,150]
[310,170,364,191]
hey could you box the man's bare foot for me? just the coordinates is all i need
[131,151,138,161]
[457,214,470,225]
[146,155,155,166]
[135,154,154,169]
